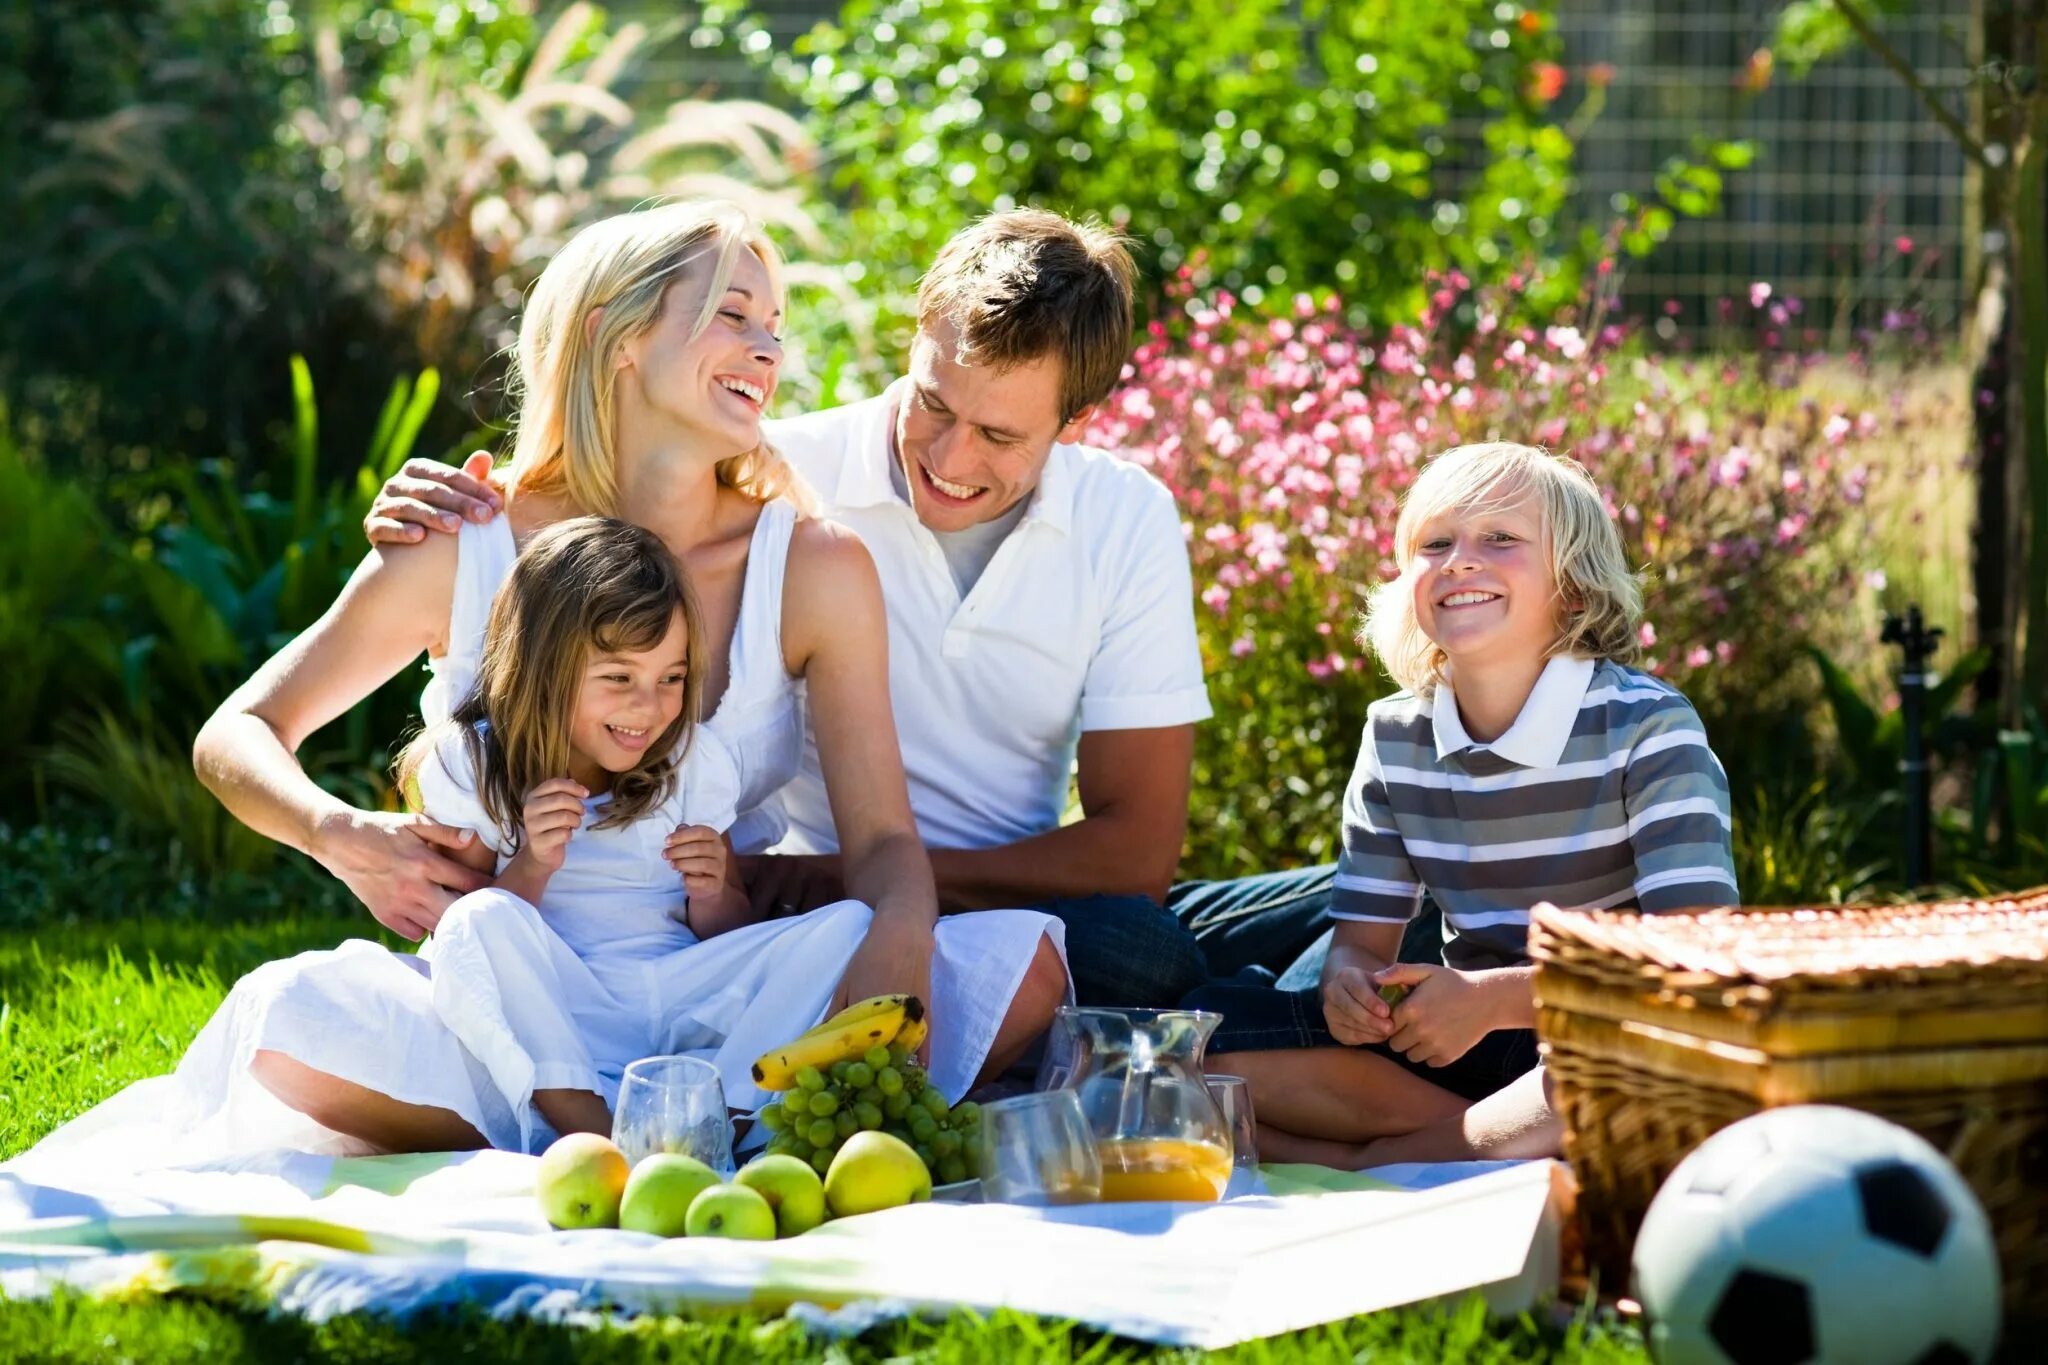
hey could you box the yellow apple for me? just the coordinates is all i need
[535,1132,629,1230]
[683,1182,777,1240]
[823,1131,931,1218]
[734,1154,828,1237]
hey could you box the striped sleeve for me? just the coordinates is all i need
[1622,697,1738,911]
[1330,719,1426,924]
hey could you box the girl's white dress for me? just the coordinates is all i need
[15,500,1064,1168]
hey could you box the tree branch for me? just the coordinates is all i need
[1829,0,1994,169]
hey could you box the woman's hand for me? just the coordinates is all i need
[735,853,847,919]
[518,778,588,870]
[664,824,729,900]
[364,452,501,545]
[834,911,937,1055]
[312,808,492,941]
[1320,964,1397,1046]
[1372,962,1500,1068]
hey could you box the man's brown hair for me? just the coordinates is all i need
[915,209,1136,424]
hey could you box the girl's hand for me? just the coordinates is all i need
[1321,965,1396,1046]
[519,778,588,870]
[664,825,728,899]
[1373,962,1498,1067]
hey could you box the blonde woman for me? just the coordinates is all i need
[1185,442,1737,1166]
[26,203,1065,1163]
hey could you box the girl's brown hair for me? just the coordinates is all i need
[398,517,706,846]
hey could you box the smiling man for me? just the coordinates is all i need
[370,210,1219,1006]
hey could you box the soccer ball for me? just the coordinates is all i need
[1631,1105,2001,1365]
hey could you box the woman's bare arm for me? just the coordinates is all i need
[780,518,937,1010]
[192,534,491,939]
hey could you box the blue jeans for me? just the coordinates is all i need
[1029,894,1210,1008]
[1169,863,1444,986]
[1167,865,1336,981]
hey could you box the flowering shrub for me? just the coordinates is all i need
[1087,272,1937,877]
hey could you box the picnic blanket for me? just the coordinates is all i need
[0,1143,1568,1349]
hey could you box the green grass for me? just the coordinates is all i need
[0,821,1644,1362]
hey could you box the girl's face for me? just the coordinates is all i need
[567,607,691,789]
[1406,486,1561,675]
[617,246,784,458]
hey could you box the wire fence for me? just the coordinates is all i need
[635,1,1978,341]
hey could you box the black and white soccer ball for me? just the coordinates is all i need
[1631,1105,2001,1365]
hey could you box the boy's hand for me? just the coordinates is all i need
[1322,965,1397,1046]
[519,778,588,870]
[664,825,728,900]
[1374,962,1497,1067]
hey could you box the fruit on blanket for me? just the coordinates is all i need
[1376,982,1410,1008]
[684,1182,778,1240]
[536,1133,630,1230]
[618,1153,722,1237]
[735,1154,829,1236]
[823,1131,932,1217]
[751,995,926,1090]
[756,1050,978,1188]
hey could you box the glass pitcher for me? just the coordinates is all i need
[1053,1006,1233,1203]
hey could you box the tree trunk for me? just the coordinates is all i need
[2010,78,2048,720]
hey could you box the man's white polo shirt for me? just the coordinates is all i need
[763,380,1212,854]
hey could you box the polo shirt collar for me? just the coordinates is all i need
[841,378,1076,535]
[1432,653,1596,768]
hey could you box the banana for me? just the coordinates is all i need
[793,993,916,1045]
[751,995,925,1090]
[892,1006,929,1055]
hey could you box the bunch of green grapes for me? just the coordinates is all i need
[756,1043,984,1185]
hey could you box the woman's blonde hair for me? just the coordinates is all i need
[1362,442,1642,696]
[397,517,706,845]
[502,200,812,515]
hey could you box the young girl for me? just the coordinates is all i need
[1187,442,1738,1167]
[392,513,869,1152]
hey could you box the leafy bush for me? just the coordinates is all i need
[1087,272,1926,877]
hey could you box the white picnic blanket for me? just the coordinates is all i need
[0,1143,1564,1348]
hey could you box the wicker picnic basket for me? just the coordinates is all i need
[1528,889,2048,1316]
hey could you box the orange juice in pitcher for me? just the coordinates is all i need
[1096,1137,1232,1203]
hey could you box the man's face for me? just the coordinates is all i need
[893,316,1093,533]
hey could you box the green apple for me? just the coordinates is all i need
[823,1130,931,1218]
[619,1153,722,1237]
[734,1154,828,1237]
[535,1132,630,1230]
[683,1182,777,1240]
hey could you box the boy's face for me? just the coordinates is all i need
[568,607,691,786]
[1407,487,1561,674]
[892,316,1095,533]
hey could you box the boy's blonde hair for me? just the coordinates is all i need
[504,200,813,515]
[1363,442,1642,696]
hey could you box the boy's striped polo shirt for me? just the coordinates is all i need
[1331,654,1739,971]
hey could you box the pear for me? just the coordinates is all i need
[823,1130,932,1218]
[683,1182,777,1240]
[735,1154,828,1236]
[619,1153,722,1237]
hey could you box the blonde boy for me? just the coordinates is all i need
[1186,442,1738,1166]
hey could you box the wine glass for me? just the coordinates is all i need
[611,1055,732,1171]
[1204,1073,1259,1171]
[977,1090,1103,1206]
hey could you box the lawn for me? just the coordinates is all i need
[0,823,1650,1363]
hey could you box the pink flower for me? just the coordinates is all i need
[1230,635,1255,658]
[1686,645,1712,669]
[1821,414,1851,444]
[1749,282,1772,308]
[1894,235,1914,254]
[1638,622,1658,648]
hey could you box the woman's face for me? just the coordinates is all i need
[566,607,691,789]
[616,245,784,458]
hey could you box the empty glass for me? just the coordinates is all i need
[611,1055,733,1171]
[977,1089,1103,1206]
[1205,1073,1259,1171]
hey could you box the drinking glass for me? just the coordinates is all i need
[612,1055,733,1171]
[977,1089,1103,1206]
[1205,1073,1259,1171]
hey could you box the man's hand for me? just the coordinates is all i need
[737,853,847,920]
[1321,964,1397,1046]
[832,912,936,1057]
[519,778,588,870]
[364,452,501,545]
[1374,962,1498,1067]
[664,824,729,900]
[313,809,492,941]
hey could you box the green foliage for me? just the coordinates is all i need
[750,0,1578,340]
[1731,782,1892,907]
